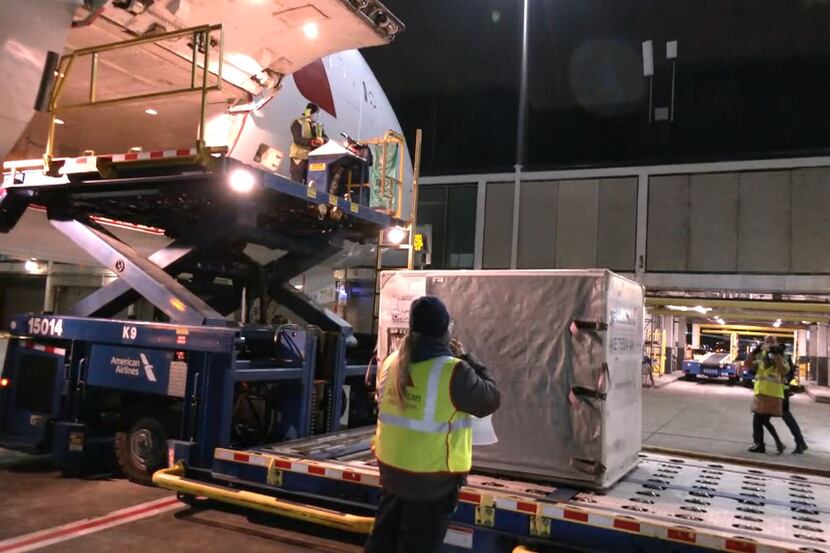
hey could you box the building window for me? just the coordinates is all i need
[417,184,476,269]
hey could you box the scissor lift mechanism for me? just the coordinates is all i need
[0,150,404,474]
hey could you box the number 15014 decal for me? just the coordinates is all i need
[28,317,64,337]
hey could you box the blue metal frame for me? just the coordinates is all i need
[258,166,399,228]
[8,314,238,352]
[2,318,318,471]
[0,344,64,448]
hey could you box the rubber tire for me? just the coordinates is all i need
[115,417,167,486]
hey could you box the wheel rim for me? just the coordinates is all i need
[130,427,162,470]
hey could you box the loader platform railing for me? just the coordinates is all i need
[43,24,229,169]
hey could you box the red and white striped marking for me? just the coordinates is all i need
[21,342,65,357]
[214,448,381,486]
[214,449,271,467]
[109,148,198,163]
[61,148,198,171]
[3,147,200,176]
[0,497,180,553]
[26,205,166,236]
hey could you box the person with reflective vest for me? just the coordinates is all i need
[289,102,327,183]
[364,296,500,553]
[781,347,809,453]
[746,335,787,453]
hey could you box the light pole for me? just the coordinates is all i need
[516,0,530,168]
[511,0,530,269]
[642,39,678,123]
[642,40,654,123]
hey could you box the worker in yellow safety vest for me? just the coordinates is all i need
[364,296,500,553]
[289,102,327,183]
[746,335,787,454]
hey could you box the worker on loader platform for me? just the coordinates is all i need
[289,102,327,183]
[365,296,500,553]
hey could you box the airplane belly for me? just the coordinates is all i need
[0,0,76,160]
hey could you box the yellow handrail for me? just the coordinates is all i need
[44,24,225,166]
[364,129,406,218]
[407,128,423,269]
[153,463,375,534]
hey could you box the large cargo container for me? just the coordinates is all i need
[378,269,644,490]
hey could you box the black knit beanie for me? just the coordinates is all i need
[409,296,450,338]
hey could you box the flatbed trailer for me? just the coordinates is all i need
[154,427,830,553]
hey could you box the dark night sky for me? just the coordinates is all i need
[363,1,830,175]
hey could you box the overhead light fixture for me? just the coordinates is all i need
[801,320,812,325]
[716,317,726,325]
[144,108,158,116]
[54,118,65,125]
[130,146,142,152]
[24,259,39,273]
[772,319,782,328]
[0,377,9,388]
[228,168,256,193]
[303,21,319,39]
[294,283,304,290]
[385,226,408,246]
[665,304,711,314]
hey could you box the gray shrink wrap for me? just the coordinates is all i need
[378,269,644,489]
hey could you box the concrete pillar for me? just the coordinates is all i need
[796,329,808,359]
[808,324,829,386]
[677,317,689,348]
[43,262,56,313]
[676,316,687,366]
[691,323,701,348]
[662,315,675,374]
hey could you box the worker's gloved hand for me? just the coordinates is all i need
[312,138,324,146]
[450,338,465,357]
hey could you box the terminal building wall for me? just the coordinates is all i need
[418,157,830,294]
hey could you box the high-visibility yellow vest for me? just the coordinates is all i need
[289,117,324,160]
[754,358,784,399]
[375,354,472,474]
